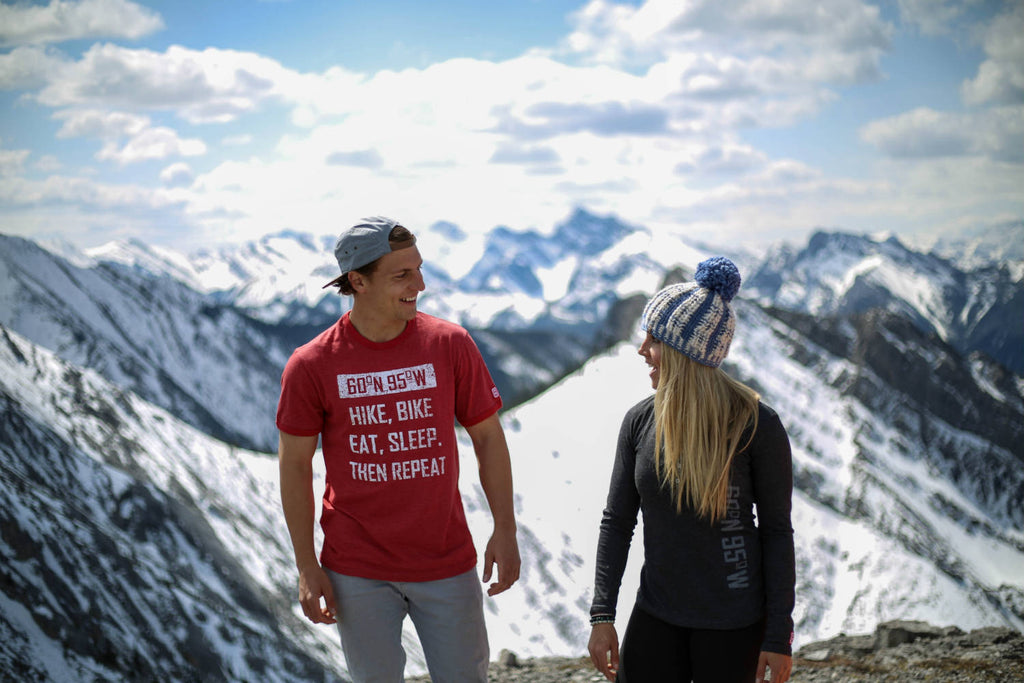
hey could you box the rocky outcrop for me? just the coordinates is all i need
[425,622,1024,683]
[791,620,1024,682]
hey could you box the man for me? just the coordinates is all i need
[277,216,520,682]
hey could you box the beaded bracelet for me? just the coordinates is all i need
[590,614,615,625]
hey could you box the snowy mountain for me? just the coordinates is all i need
[0,224,631,448]
[77,209,712,334]
[84,230,341,323]
[502,311,1024,652]
[746,230,1024,375]
[19,210,733,413]
[0,234,299,452]
[0,326,342,681]
[2,215,1022,680]
[911,220,1024,275]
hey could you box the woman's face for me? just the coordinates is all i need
[638,332,662,389]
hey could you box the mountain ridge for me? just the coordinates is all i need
[0,325,342,681]
[746,229,1024,375]
[2,213,1022,680]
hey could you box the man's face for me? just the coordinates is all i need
[356,245,425,324]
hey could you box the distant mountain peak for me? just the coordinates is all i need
[918,219,1024,273]
[261,229,323,252]
[554,207,640,256]
[747,228,1023,374]
[428,220,468,241]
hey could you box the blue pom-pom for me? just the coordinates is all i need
[695,256,741,302]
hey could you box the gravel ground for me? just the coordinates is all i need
[405,654,602,683]
[407,655,1024,682]
[404,625,1024,682]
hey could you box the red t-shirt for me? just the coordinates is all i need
[276,312,502,582]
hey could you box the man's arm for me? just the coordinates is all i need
[465,412,520,596]
[279,430,337,624]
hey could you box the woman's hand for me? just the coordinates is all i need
[756,650,792,683]
[588,623,620,681]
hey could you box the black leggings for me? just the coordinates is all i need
[618,606,765,683]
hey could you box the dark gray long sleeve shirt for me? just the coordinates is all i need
[591,395,796,655]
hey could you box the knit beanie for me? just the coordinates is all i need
[640,256,742,368]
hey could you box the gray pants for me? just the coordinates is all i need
[326,568,489,683]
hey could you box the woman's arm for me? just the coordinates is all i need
[589,407,644,680]
[751,406,796,657]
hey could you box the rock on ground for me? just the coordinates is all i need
[405,622,1023,682]
[788,621,1024,683]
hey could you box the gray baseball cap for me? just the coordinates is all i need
[323,216,412,288]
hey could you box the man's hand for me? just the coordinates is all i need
[482,525,520,596]
[279,432,335,624]
[467,413,520,597]
[756,651,792,683]
[588,623,619,681]
[297,563,337,625]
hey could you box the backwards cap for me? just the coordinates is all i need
[323,216,411,288]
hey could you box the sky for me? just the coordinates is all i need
[0,0,1021,253]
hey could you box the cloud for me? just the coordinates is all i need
[0,148,31,177]
[12,3,876,166]
[55,108,149,138]
[0,172,177,208]
[34,155,63,172]
[35,43,290,123]
[97,126,207,164]
[160,162,194,187]
[0,45,67,90]
[492,100,670,141]
[0,0,889,243]
[325,149,384,168]
[0,0,163,47]
[860,106,1024,164]
[489,144,562,165]
[54,108,207,164]
[895,0,966,36]
[673,145,768,177]
[1,0,1015,250]
[561,0,891,86]
[221,134,254,147]
[961,4,1024,106]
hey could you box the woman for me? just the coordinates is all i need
[588,257,795,683]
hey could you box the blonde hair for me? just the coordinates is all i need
[653,346,760,523]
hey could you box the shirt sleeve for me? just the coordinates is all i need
[451,329,502,428]
[591,404,643,620]
[275,352,326,437]
[750,405,796,655]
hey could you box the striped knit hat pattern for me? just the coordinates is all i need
[640,256,742,368]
